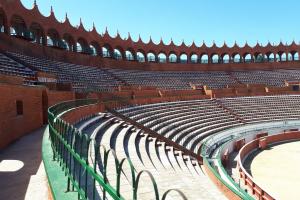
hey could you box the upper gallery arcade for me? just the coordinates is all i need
[1,0,300,65]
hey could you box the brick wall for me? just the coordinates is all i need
[0,83,43,149]
[47,90,75,107]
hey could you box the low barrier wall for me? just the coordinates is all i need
[238,131,300,200]
[203,159,245,200]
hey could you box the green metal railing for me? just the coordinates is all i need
[47,99,188,200]
[201,138,253,200]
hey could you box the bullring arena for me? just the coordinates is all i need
[0,0,300,200]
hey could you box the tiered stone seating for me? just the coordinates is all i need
[218,95,300,123]
[7,51,300,93]
[0,53,35,85]
[106,68,237,90]
[232,70,299,87]
[279,69,300,81]
[7,52,123,92]
[74,113,227,200]
[118,100,243,155]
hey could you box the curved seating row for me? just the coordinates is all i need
[74,113,227,200]
[7,51,122,92]
[117,95,300,160]
[0,52,35,84]
[118,99,243,155]
[218,95,300,123]
[4,51,300,91]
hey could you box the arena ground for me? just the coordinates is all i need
[245,140,300,200]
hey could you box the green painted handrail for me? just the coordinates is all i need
[201,138,254,200]
[47,99,188,200]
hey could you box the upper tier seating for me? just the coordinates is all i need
[7,52,123,92]
[4,51,300,92]
[218,95,300,123]
[0,53,35,85]
[232,70,300,87]
[107,68,300,90]
[74,113,227,200]
[117,100,243,155]
[106,68,237,90]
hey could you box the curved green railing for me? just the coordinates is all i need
[201,138,254,200]
[46,99,188,200]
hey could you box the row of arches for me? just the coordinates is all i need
[1,11,299,64]
[0,12,100,55]
[100,51,299,64]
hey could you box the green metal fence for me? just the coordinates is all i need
[47,99,188,200]
[201,139,254,200]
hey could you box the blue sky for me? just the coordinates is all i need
[21,0,300,47]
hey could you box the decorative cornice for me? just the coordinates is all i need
[1,0,299,57]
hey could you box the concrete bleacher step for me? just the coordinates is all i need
[75,114,227,200]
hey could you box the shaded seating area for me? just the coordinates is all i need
[7,52,123,92]
[0,53,35,85]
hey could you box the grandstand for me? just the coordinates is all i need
[1,0,300,200]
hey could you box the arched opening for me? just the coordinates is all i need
[126,50,134,61]
[76,42,83,53]
[60,40,70,50]
[244,53,252,63]
[233,54,241,63]
[254,53,264,63]
[275,53,280,62]
[280,52,287,61]
[10,15,28,38]
[90,41,101,56]
[190,54,198,63]
[0,9,7,33]
[287,53,293,61]
[200,54,209,64]
[168,53,177,63]
[222,54,230,63]
[158,53,167,63]
[47,29,61,47]
[114,49,123,60]
[89,45,97,56]
[102,47,110,57]
[211,54,219,64]
[137,51,145,62]
[147,52,156,62]
[268,53,275,62]
[102,44,112,58]
[294,52,299,61]
[77,38,90,54]
[29,22,44,44]
[63,33,75,51]
[180,54,188,63]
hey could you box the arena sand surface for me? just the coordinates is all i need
[247,140,300,200]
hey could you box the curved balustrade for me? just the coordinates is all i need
[46,99,190,200]
[201,120,300,200]
[238,131,300,200]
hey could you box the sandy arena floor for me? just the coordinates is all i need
[245,140,300,200]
